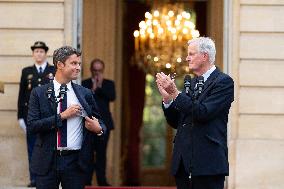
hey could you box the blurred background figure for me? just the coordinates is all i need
[17,41,55,187]
[82,58,116,186]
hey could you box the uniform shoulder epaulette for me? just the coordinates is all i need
[22,65,35,72]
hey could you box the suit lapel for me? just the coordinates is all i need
[72,83,92,116]
[32,65,38,75]
[88,79,93,89]
[197,68,221,100]
[42,63,50,75]
[72,83,93,141]
[203,68,221,92]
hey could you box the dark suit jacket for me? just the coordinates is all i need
[81,78,116,130]
[18,64,55,121]
[163,68,234,176]
[27,82,105,175]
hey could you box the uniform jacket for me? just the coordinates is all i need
[18,64,55,120]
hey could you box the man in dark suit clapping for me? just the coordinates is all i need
[156,37,234,189]
[82,58,116,186]
[27,46,106,189]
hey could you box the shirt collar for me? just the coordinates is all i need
[202,65,216,82]
[53,78,72,92]
[35,61,47,72]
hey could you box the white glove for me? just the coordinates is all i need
[18,119,26,134]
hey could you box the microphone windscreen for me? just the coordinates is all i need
[197,76,204,82]
[60,84,67,89]
[60,84,67,93]
[184,75,191,82]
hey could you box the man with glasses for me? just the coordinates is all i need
[82,58,116,186]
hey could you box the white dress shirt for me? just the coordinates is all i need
[202,65,216,83]
[54,79,85,150]
[35,62,47,73]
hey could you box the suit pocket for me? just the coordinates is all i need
[34,138,43,147]
[205,134,228,159]
[205,134,222,146]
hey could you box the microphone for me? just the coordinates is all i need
[59,84,67,102]
[196,76,204,96]
[46,86,54,100]
[184,75,191,95]
[193,76,204,99]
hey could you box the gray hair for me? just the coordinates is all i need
[53,46,81,69]
[188,37,216,64]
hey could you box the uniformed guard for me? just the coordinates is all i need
[17,41,55,187]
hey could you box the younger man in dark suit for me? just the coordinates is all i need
[156,37,234,189]
[82,58,116,186]
[17,41,54,187]
[27,46,105,189]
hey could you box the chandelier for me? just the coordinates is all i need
[133,3,200,76]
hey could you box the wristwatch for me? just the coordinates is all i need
[97,128,103,136]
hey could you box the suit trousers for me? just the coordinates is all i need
[175,161,225,189]
[27,132,36,183]
[85,130,110,185]
[36,152,85,189]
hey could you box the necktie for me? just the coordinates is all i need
[39,66,43,74]
[192,77,198,91]
[192,77,199,99]
[58,93,67,147]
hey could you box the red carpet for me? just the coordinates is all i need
[85,187,176,189]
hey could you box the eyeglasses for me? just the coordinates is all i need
[92,69,103,72]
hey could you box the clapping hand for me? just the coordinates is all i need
[156,72,179,102]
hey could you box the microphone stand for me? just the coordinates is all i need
[189,79,195,182]
[184,75,194,182]
[46,83,67,186]
[189,76,204,181]
[48,92,62,180]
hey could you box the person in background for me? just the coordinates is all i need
[82,58,116,186]
[17,41,54,187]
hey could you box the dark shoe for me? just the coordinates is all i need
[27,181,36,187]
